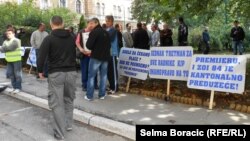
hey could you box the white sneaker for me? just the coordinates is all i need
[84,96,93,101]
[13,89,20,94]
[99,96,106,100]
[8,88,15,93]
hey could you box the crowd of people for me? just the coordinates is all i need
[0,15,246,140]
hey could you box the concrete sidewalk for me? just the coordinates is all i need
[1,67,250,139]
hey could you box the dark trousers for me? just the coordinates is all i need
[35,49,48,77]
[107,56,118,91]
[203,41,210,54]
[80,57,97,89]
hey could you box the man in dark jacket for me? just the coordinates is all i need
[178,17,188,46]
[133,22,150,50]
[85,18,111,100]
[160,24,173,46]
[230,20,245,55]
[37,16,77,140]
[202,27,210,54]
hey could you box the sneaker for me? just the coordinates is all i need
[8,88,15,93]
[13,89,20,94]
[99,96,106,100]
[54,133,64,140]
[66,127,73,131]
[84,96,93,101]
[107,90,115,95]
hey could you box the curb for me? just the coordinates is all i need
[2,88,135,140]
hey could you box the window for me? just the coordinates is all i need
[76,0,81,14]
[96,2,101,16]
[113,5,117,17]
[102,3,105,16]
[17,0,23,5]
[118,6,122,19]
[40,0,49,9]
[59,0,66,7]
[127,7,131,19]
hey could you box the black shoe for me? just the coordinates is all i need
[0,86,7,93]
[82,88,87,91]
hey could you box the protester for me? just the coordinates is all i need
[106,15,119,94]
[202,27,210,54]
[85,17,111,100]
[142,23,151,47]
[30,23,49,78]
[102,23,107,30]
[122,23,133,48]
[75,21,98,92]
[230,20,245,55]
[37,16,77,140]
[0,28,22,94]
[115,23,123,49]
[3,24,15,79]
[160,24,173,46]
[151,24,160,46]
[178,17,188,46]
[133,22,150,50]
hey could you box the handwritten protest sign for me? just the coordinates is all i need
[26,47,37,67]
[149,47,193,81]
[187,55,246,94]
[118,47,150,80]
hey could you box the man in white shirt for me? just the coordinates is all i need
[151,25,160,46]
[30,23,48,78]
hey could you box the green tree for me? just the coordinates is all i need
[78,15,87,30]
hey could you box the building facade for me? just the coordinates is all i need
[0,0,135,28]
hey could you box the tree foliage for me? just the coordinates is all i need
[0,0,77,31]
[131,0,250,51]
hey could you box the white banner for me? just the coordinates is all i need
[149,47,193,81]
[82,32,91,52]
[0,46,28,58]
[118,47,150,80]
[26,47,37,67]
[187,55,247,94]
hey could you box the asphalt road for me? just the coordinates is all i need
[0,94,132,141]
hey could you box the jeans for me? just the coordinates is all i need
[7,61,22,89]
[86,58,108,99]
[232,41,244,55]
[80,57,97,89]
[6,64,11,78]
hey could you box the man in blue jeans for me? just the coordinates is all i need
[230,20,245,55]
[75,23,98,91]
[0,28,22,94]
[85,18,111,101]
